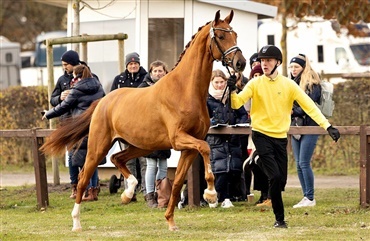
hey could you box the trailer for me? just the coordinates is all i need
[0,36,21,89]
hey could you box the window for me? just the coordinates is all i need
[267,35,275,45]
[335,47,348,65]
[317,45,324,63]
[148,18,184,70]
[5,53,13,63]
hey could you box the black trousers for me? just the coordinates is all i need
[252,131,288,222]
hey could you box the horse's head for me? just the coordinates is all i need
[208,10,246,72]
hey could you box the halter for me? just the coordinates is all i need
[209,22,241,124]
[209,22,241,76]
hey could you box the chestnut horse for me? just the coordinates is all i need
[41,10,246,231]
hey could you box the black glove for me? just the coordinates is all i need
[227,75,237,91]
[327,125,340,142]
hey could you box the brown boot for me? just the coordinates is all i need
[93,187,99,201]
[69,184,77,199]
[145,192,158,208]
[82,188,94,202]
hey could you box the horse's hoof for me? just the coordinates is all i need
[121,193,132,204]
[72,227,82,232]
[169,225,179,231]
[203,189,217,204]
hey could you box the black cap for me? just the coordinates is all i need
[61,50,80,66]
[249,53,260,69]
[258,45,283,62]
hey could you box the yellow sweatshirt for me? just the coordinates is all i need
[230,74,331,138]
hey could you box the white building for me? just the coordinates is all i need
[44,0,277,91]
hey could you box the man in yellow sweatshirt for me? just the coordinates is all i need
[228,45,340,228]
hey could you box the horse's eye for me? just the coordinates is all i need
[218,35,225,40]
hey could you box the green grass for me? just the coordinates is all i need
[0,183,369,241]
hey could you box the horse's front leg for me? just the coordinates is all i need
[201,149,217,206]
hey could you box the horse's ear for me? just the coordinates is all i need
[224,10,234,24]
[214,10,221,23]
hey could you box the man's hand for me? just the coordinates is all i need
[60,90,70,101]
[327,126,340,142]
[227,75,237,91]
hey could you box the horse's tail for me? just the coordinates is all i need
[40,99,101,156]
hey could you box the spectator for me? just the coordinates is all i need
[49,50,99,199]
[43,64,105,201]
[228,45,340,228]
[206,69,248,208]
[289,54,322,208]
[138,60,171,208]
[110,52,148,201]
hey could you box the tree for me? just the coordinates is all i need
[251,0,370,76]
[0,0,66,51]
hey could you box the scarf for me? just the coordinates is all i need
[208,82,228,104]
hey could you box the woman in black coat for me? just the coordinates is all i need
[43,64,105,201]
[206,69,248,208]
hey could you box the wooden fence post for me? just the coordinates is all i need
[31,128,49,209]
[359,125,370,207]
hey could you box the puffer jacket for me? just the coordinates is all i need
[45,77,105,118]
[45,77,105,167]
[110,67,147,91]
[206,94,248,173]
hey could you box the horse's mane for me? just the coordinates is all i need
[171,21,212,70]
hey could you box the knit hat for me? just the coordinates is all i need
[290,54,306,68]
[61,50,80,66]
[250,64,263,78]
[125,52,140,67]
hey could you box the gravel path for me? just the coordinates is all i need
[0,172,359,188]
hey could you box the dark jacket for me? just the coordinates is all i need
[50,71,100,119]
[46,77,105,119]
[291,75,322,126]
[138,73,156,88]
[110,67,147,91]
[206,94,248,173]
[50,71,73,107]
[138,73,171,159]
[45,77,105,167]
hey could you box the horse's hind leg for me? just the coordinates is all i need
[72,135,112,231]
[165,150,198,231]
[110,145,151,204]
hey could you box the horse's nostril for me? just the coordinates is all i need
[236,61,246,72]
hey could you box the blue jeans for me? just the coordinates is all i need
[145,158,167,194]
[291,134,319,200]
[68,152,79,185]
[87,168,99,189]
[68,151,98,189]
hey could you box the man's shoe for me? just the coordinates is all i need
[293,197,316,208]
[256,198,272,207]
[274,220,288,228]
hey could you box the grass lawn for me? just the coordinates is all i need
[0,182,369,241]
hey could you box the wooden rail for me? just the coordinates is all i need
[1,126,369,209]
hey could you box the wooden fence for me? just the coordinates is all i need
[1,126,369,209]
